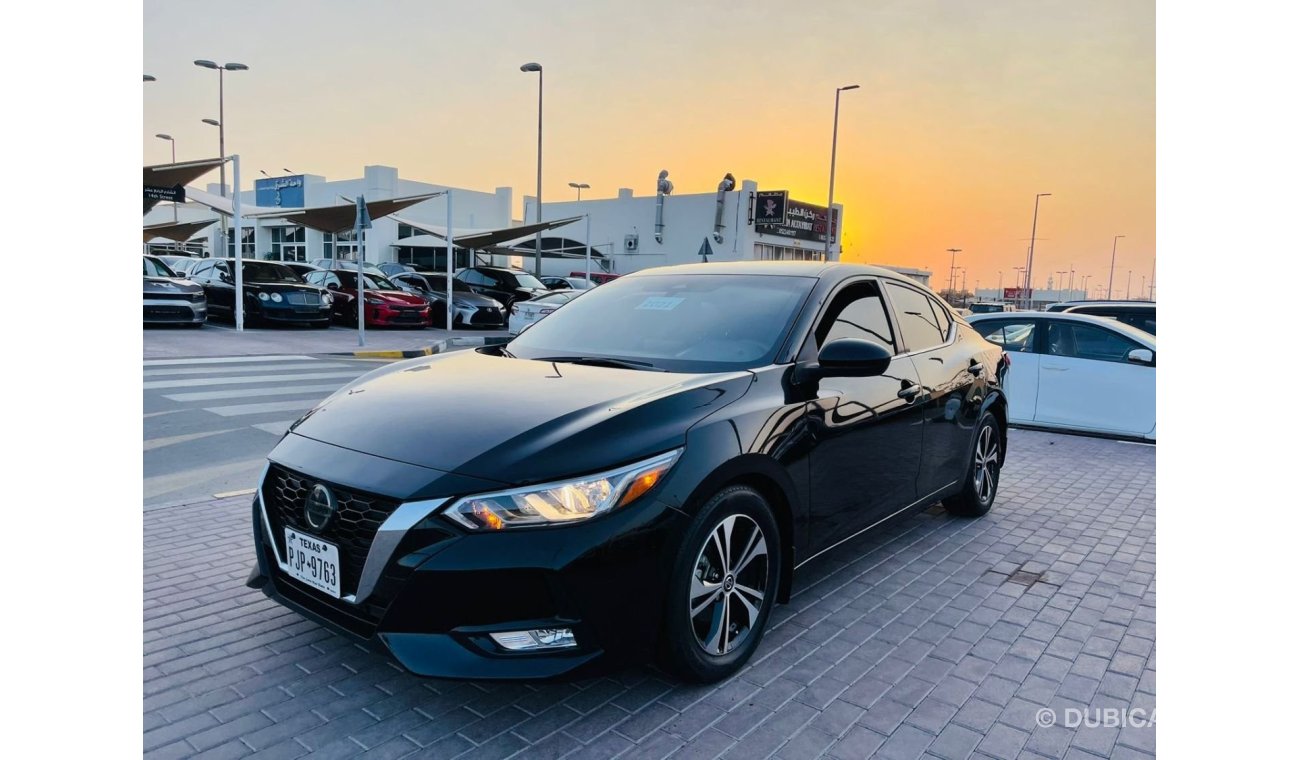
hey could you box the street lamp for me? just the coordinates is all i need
[568,182,589,200]
[195,60,248,260]
[521,62,544,276]
[998,270,1003,292]
[1023,192,1051,309]
[946,248,962,296]
[1107,234,1126,299]
[825,84,859,260]
[1126,269,1132,300]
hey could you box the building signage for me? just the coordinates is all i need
[1003,287,1031,301]
[255,175,305,208]
[144,184,185,203]
[754,191,788,226]
[754,194,839,244]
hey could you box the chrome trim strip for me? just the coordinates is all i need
[350,498,448,604]
[794,480,958,570]
[256,462,446,606]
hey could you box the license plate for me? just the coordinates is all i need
[283,528,341,598]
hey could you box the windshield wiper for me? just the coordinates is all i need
[536,355,666,371]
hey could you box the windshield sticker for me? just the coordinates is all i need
[636,296,685,311]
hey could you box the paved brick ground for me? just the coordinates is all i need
[143,430,1155,759]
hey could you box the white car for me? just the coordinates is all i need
[967,312,1155,440]
[508,290,583,334]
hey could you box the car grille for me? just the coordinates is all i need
[144,305,195,319]
[262,465,402,598]
[146,292,204,302]
[387,307,426,323]
[469,307,502,325]
[286,291,320,306]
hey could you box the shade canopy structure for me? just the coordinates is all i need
[143,219,217,243]
[144,158,224,213]
[247,193,444,233]
[389,214,584,249]
[183,185,282,218]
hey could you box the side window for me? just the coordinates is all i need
[190,262,211,281]
[304,271,322,285]
[814,282,896,354]
[973,320,1038,353]
[325,273,342,289]
[1046,322,1141,363]
[927,297,953,341]
[459,270,487,286]
[886,283,947,353]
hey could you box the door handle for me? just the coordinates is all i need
[898,383,922,400]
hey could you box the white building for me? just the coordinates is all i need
[144,167,845,275]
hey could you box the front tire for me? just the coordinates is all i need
[943,412,1002,517]
[660,485,781,683]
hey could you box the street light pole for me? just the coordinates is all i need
[1126,269,1132,300]
[1024,193,1051,309]
[946,248,962,297]
[825,84,859,260]
[1106,234,1125,299]
[195,60,248,257]
[568,182,589,201]
[521,62,544,276]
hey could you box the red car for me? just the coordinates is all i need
[570,270,621,285]
[305,268,431,328]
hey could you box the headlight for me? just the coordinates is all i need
[364,296,383,305]
[257,292,269,301]
[270,292,283,303]
[443,449,681,530]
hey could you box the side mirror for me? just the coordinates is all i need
[1126,348,1155,366]
[798,338,892,383]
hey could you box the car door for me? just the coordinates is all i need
[884,282,982,498]
[969,317,1042,425]
[1036,320,1155,436]
[801,279,925,553]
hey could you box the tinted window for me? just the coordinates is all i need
[973,319,1038,353]
[458,270,491,286]
[928,297,953,340]
[510,271,546,290]
[969,303,1007,313]
[886,283,948,352]
[304,271,323,285]
[1046,322,1142,363]
[508,274,816,373]
[143,257,174,278]
[815,283,895,354]
[240,262,303,283]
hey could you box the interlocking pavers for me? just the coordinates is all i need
[143,430,1155,758]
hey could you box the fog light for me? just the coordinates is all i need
[489,628,576,651]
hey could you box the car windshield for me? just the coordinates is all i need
[144,257,175,278]
[969,303,1005,313]
[240,262,303,283]
[507,274,816,372]
[336,271,398,290]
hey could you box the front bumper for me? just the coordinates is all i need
[254,302,332,325]
[143,296,206,324]
[367,304,431,327]
[248,437,689,680]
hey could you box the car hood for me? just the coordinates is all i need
[359,289,426,305]
[284,349,753,486]
[143,276,203,294]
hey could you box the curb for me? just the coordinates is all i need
[336,335,510,360]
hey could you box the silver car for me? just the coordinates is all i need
[144,255,206,326]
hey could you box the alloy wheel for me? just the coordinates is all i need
[973,424,1000,504]
[688,514,769,656]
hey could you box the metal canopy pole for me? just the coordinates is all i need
[232,155,244,331]
[356,199,366,347]
[446,191,454,333]
[585,214,592,284]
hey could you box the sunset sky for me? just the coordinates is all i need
[143,0,1154,296]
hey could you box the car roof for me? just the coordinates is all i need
[622,261,921,282]
[966,310,1155,348]
[1053,300,1155,309]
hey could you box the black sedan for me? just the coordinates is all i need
[188,259,334,327]
[248,262,1008,682]
[144,255,206,326]
[454,266,550,309]
[391,272,506,329]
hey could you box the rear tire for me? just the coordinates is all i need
[943,412,1002,517]
[659,485,781,683]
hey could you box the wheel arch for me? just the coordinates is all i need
[673,454,799,604]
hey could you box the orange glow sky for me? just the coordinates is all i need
[144,0,1153,296]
